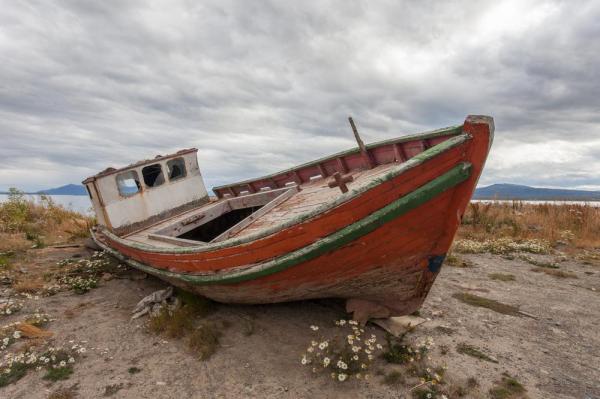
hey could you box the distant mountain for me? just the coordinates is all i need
[35,184,88,196]
[474,184,600,201]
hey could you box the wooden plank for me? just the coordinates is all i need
[155,201,231,236]
[228,187,291,209]
[147,233,205,247]
[212,186,300,242]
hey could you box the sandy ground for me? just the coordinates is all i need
[1,245,599,399]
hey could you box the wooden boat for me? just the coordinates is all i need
[84,115,494,322]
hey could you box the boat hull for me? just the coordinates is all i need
[94,116,493,320]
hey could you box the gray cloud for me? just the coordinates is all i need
[1,0,599,192]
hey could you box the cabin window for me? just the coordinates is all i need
[116,171,141,197]
[167,158,186,181]
[142,164,165,188]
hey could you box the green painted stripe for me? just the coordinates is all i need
[96,162,472,285]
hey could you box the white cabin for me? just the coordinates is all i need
[82,149,209,235]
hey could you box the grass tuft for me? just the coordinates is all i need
[489,374,527,399]
[459,201,600,250]
[0,362,30,387]
[489,273,516,282]
[456,343,498,363]
[188,322,221,360]
[147,306,195,339]
[48,386,77,399]
[531,268,577,278]
[382,370,405,386]
[445,254,473,267]
[452,293,520,316]
[43,366,74,382]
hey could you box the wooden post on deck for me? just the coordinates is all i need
[348,117,375,169]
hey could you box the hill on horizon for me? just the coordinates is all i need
[1,184,88,196]
[34,184,88,196]
[474,183,600,201]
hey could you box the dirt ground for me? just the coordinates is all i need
[1,245,599,399]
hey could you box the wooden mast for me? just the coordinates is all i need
[348,116,375,169]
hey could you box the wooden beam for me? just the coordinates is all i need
[348,116,375,169]
[336,157,348,173]
[317,163,328,177]
[328,172,354,194]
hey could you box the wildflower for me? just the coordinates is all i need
[339,320,346,326]
[318,341,329,350]
[361,363,367,369]
[352,346,361,353]
[349,320,358,325]
[59,361,66,367]
[352,355,359,361]
[68,357,75,364]
[13,331,21,339]
[337,360,348,370]
[301,356,308,365]
[78,347,86,353]
[338,373,347,382]
[310,325,319,331]
[323,357,330,367]
[311,341,318,347]
[307,347,314,353]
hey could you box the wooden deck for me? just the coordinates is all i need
[124,162,397,247]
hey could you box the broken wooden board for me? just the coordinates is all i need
[372,315,427,337]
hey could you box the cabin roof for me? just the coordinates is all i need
[82,148,197,184]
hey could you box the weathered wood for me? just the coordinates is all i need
[155,201,231,237]
[336,157,348,173]
[328,172,354,193]
[212,186,300,242]
[348,116,375,169]
[147,233,204,247]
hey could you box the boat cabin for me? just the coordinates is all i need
[82,149,209,235]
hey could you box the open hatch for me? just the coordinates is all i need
[146,186,299,246]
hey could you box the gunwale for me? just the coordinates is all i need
[212,124,463,192]
[98,131,471,254]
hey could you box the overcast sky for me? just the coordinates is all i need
[1,0,599,193]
